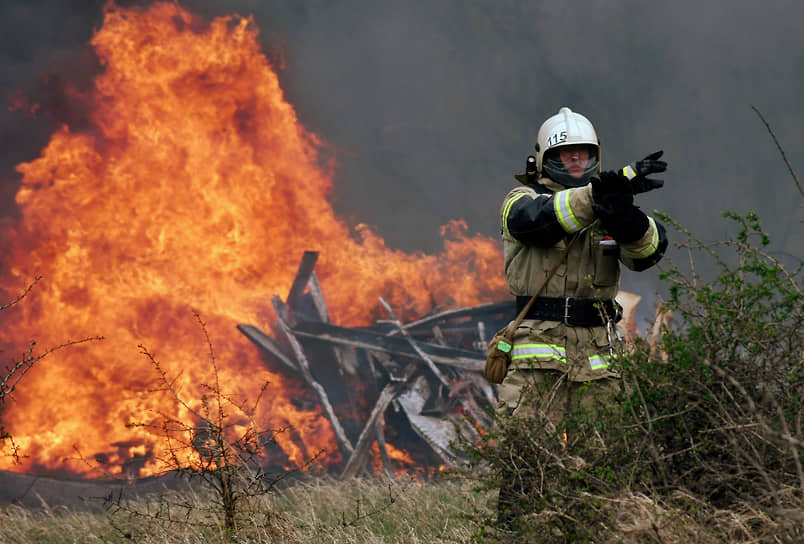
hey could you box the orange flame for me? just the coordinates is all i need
[0,2,505,477]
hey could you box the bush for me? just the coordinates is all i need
[106,311,320,540]
[627,211,803,510]
[459,211,803,543]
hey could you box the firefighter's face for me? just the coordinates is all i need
[559,145,591,179]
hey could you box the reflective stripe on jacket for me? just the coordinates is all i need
[499,176,667,381]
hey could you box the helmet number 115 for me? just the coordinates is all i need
[547,131,568,147]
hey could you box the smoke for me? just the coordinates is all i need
[2,0,802,301]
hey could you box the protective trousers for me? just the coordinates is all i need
[495,369,622,528]
[497,369,621,429]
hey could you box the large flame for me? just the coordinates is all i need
[0,2,505,477]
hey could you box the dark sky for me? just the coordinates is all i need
[2,0,802,307]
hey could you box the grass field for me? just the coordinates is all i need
[0,475,495,543]
[4,473,800,543]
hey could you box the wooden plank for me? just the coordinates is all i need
[379,298,492,428]
[432,325,447,346]
[307,271,329,323]
[475,321,488,351]
[236,324,299,374]
[286,251,319,309]
[380,297,497,427]
[383,300,514,335]
[272,294,294,326]
[340,380,406,479]
[394,376,458,465]
[271,297,354,460]
[375,414,393,476]
[461,370,498,409]
[290,321,485,371]
[379,297,451,389]
[305,270,360,376]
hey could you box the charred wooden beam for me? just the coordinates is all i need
[307,271,329,323]
[286,253,360,377]
[271,297,355,460]
[303,271,360,375]
[431,325,447,346]
[273,294,294,326]
[340,378,408,479]
[379,297,451,389]
[236,324,299,374]
[380,297,492,426]
[286,251,319,311]
[461,370,498,409]
[383,300,514,336]
[475,320,488,351]
[375,414,393,476]
[290,321,485,372]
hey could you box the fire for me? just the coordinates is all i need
[0,2,505,477]
[370,442,425,479]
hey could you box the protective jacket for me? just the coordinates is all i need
[500,175,667,382]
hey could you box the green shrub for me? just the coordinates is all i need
[458,211,803,543]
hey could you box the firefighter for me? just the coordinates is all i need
[495,106,668,528]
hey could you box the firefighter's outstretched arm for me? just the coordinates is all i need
[501,184,597,247]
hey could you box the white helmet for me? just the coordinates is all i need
[535,107,600,187]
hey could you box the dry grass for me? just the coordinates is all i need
[1,475,801,543]
[0,475,493,543]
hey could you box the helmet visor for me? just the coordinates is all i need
[542,146,599,187]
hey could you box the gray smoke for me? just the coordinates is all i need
[2,0,802,314]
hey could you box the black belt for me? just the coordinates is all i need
[515,296,622,327]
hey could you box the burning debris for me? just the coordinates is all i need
[237,250,647,477]
[238,251,512,477]
[0,3,508,478]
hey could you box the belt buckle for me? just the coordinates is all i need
[563,297,577,326]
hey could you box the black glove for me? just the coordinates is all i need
[621,150,666,194]
[591,173,649,243]
[591,169,630,203]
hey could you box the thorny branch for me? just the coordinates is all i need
[339,481,397,528]
[1,276,103,465]
[118,310,326,536]
[2,336,104,403]
[0,275,41,311]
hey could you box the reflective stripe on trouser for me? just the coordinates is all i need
[511,344,566,363]
[588,354,613,370]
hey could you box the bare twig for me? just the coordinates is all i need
[126,310,320,536]
[0,275,42,311]
[339,481,397,528]
[1,335,104,402]
[751,104,804,198]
